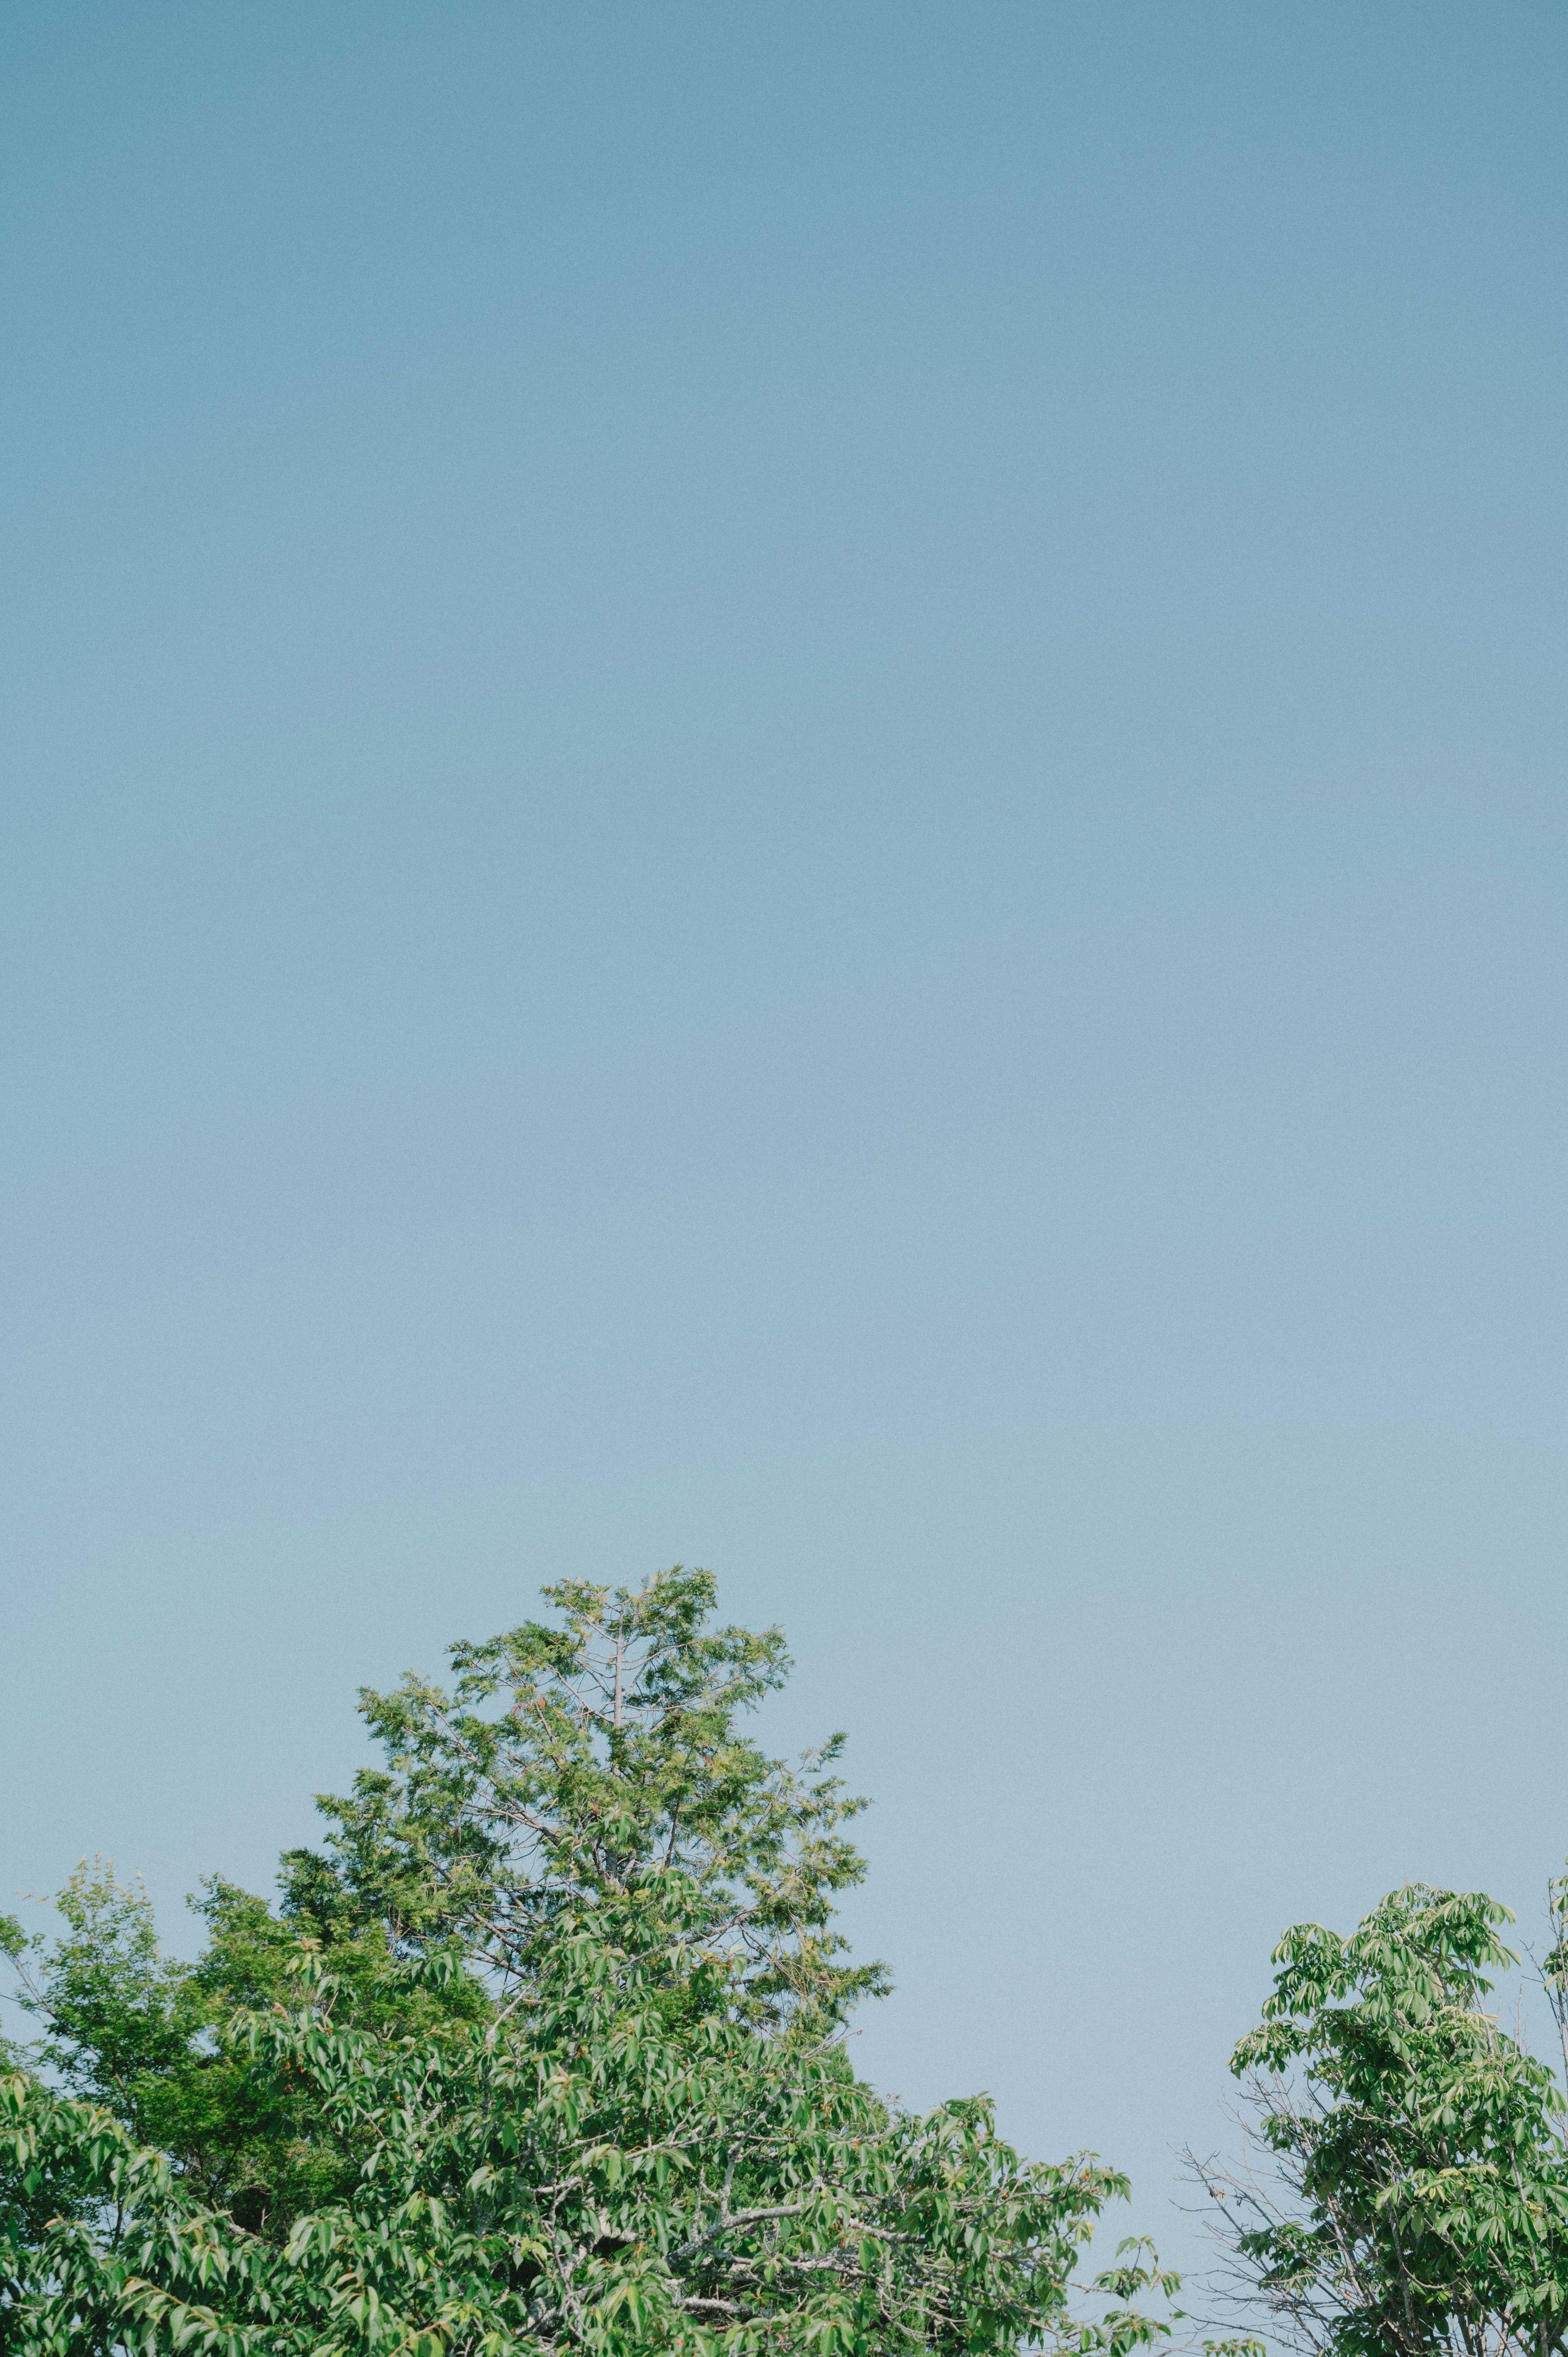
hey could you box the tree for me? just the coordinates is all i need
[2,1886,1175,2355]
[1189,1880,1568,2357]
[291,1567,889,2036]
[1,1567,1179,2355]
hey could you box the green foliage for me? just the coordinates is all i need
[2,1860,486,2244]
[0,1922,25,2075]
[0,1568,1171,2354]
[1198,1882,1568,2357]
[299,1569,889,2036]
[2,1880,1162,2354]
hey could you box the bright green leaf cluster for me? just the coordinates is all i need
[1211,1882,1568,2357]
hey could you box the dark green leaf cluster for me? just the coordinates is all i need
[1,1860,486,2245]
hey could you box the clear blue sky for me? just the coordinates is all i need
[5,0,1568,2291]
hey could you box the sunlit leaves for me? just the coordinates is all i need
[1204,1881,1568,2357]
[302,1568,891,2039]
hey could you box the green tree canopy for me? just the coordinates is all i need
[1192,1879,1568,2357]
[291,1567,889,2036]
[2,1566,1177,2356]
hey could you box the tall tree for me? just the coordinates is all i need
[1,1567,1180,2355]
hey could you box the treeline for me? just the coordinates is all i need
[2,1569,1565,2357]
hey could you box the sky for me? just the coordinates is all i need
[4,0,1568,2299]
